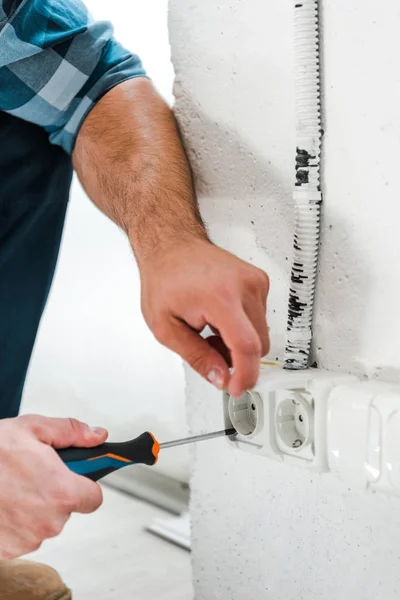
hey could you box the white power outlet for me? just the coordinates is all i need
[275,388,315,460]
[224,366,400,497]
[223,365,356,472]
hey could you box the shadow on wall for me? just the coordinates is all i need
[175,85,293,265]
[315,9,373,376]
[174,86,372,370]
[313,206,372,375]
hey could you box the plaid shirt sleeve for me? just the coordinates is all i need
[0,0,147,154]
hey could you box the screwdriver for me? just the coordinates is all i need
[57,428,236,482]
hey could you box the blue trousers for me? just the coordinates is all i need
[0,112,73,418]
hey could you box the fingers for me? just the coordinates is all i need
[223,270,269,396]
[206,334,232,367]
[153,305,263,397]
[152,302,268,397]
[20,415,108,449]
[153,318,231,390]
[205,268,270,396]
[242,296,270,358]
[209,304,263,397]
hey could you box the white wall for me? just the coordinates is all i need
[22,0,190,482]
[169,0,400,597]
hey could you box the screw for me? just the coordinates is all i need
[293,439,302,448]
[251,404,256,411]
[299,415,304,422]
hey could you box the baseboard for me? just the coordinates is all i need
[147,512,191,551]
[104,465,190,515]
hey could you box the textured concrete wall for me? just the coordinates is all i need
[169,0,400,598]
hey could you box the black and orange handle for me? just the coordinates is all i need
[56,432,160,482]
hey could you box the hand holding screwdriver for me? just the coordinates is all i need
[0,415,108,559]
[57,429,236,481]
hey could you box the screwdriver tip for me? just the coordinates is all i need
[225,428,237,436]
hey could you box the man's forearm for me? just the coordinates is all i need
[73,78,208,263]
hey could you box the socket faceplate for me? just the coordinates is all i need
[223,365,356,471]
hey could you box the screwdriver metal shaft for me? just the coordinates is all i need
[160,428,236,450]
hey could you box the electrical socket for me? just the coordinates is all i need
[223,365,357,472]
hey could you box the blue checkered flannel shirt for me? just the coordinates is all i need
[0,0,146,153]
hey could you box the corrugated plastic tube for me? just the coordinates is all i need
[284,0,322,370]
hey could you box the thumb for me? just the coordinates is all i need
[20,415,108,449]
[159,319,230,390]
[68,473,104,514]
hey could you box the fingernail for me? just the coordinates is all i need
[207,368,224,390]
[89,426,107,435]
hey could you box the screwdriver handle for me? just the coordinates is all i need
[56,432,160,482]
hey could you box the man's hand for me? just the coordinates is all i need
[139,239,270,397]
[0,415,107,559]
